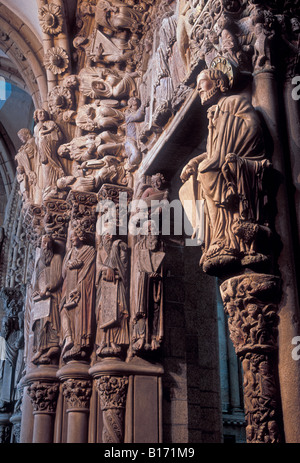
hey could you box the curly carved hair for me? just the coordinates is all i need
[198,69,230,94]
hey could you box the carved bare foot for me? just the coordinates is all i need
[31,350,43,365]
[132,338,145,352]
[96,342,106,356]
[62,336,73,356]
[151,338,161,351]
[38,347,60,364]
[111,343,121,354]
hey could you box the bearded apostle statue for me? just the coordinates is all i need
[180,61,272,276]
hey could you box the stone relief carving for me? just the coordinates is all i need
[60,227,96,362]
[128,220,165,359]
[27,381,59,413]
[62,379,92,409]
[31,235,63,365]
[16,128,42,205]
[44,47,70,75]
[33,109,65,199]
[96,375,128,443]
[220,274,283,443]
[95,235,130,358]
[38,4,64,36]
[10,0,299,444]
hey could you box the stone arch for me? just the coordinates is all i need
[0,2,47,108]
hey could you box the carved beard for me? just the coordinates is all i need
[146,235,158,251]
[200,84,220,106]
[41,248,54,266]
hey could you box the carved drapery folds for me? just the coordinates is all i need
[10,0,298,444]
[177,0,298,444]
[96,375,128,443]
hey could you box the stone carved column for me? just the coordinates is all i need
[220,273,283,443]
[27,374,59,443]
[95,375,128,444]
[57,361,91,443]
[62,379,92,443]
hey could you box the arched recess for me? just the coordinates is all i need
[0,2,47,108]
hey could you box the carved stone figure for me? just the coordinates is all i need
[60,227,96,362]
[16,128,42,204]
[33,109,65,196]
[129,221,165,359]
[95,234,129,357]
[180,66,272,276]
[79,67,137,100]
[124,97,145,170]
[31,235,62,365]
[0,316,19,412]
[82,155,129,188]
[95,0,147,34]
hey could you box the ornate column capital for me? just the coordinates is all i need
[62,379,92,411]
[96,376,128,411]
[27,381,59,414]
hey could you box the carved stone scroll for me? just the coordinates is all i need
[220,273,283,443]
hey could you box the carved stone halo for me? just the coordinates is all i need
[210,55,235,88]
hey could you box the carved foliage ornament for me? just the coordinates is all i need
[27,381,59,413]
[62,379,92,409]
[48,86,74,116]
[96,376,128,411]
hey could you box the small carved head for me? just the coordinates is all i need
[17,128,32,144]
[151,173,166,190]
[34,108,49,123]
[196,69,229,105]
